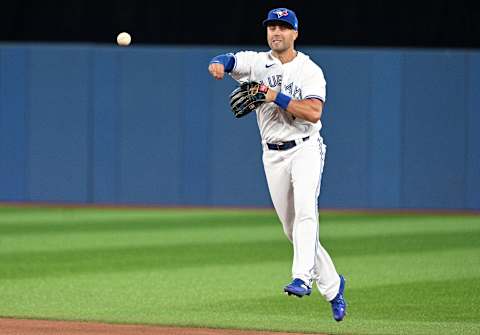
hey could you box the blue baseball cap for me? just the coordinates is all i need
[262,8,298,31]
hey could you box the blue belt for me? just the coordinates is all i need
[267,136,310,151]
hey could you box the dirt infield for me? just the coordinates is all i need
[0,318,326,335]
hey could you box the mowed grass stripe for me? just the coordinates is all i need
[1,208,478,238]
[2,230,478,279]
[351,277,480,323]
[0,213,278,235]
[0,228,480,265]
[0,240,291,279]
[1,207,479,280]
[0,207,275,225]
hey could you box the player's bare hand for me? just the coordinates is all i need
[265,88,277,103]
[208,63,225,80]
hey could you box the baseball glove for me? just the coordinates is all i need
[229,81,269,118]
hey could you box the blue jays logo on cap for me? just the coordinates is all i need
[273,10,289,18]
[262,8,298,31]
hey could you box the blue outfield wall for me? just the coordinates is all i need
[0,44,478,209]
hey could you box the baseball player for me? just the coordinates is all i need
[208,8,347,321]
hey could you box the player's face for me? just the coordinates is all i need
[267,23,298,53]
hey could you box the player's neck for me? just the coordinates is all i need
[272,49,298,64]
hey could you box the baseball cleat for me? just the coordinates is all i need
[283,278,312,297]
[330,275,347,322]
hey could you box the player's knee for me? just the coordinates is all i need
[294,211,317,225]
[282,227,293,241]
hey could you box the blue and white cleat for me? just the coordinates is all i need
[330,275,347,322]
[283,278,312,298]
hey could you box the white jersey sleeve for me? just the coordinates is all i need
[229,51,259,83]
[301,61,327,102]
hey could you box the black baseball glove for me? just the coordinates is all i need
[229,81,269,118]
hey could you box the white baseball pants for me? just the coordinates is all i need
[262,132,340,301]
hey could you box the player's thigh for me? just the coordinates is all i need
[262,151,291,197]
[262,151,295,230]
[291,144,323,215]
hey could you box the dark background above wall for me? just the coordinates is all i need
[1,0,479,48]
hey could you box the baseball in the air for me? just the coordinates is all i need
[116,32,131,46]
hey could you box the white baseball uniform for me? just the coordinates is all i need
[230,50,340,301]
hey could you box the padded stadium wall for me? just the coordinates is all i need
[0,44,478,209]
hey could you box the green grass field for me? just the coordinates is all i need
[0,206,479,335]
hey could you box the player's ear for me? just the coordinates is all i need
[293,30,298,41]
